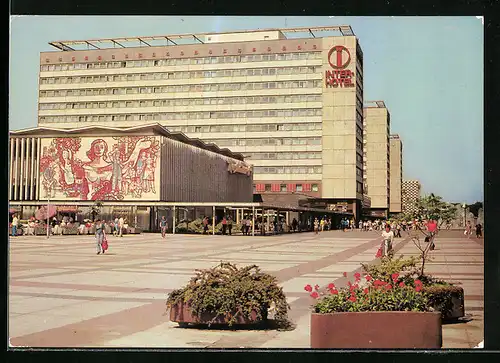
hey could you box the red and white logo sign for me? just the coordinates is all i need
[327,45,351,69]
[325,45,355,88]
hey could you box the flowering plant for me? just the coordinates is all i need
[305,273,431,314]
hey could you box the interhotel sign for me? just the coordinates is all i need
[325,45,355,88]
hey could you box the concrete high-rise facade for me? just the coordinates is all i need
[363,101,390,218]
[389,134,403,214]
[36,26,365,219]
[402,179,421,214]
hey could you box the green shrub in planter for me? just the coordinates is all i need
[361,255,464,320]
[166,262,289,326]
[310,278,431,313]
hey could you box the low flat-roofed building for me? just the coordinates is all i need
[9,123,253,230]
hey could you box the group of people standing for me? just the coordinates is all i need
[464,221,482,238]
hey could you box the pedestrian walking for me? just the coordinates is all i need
[475,223,482,238]
[222,216,227,235]
[427,219,438,250]
[202,216,209,234]
[245,217,251,235]
[227,216,233,235]
[11,214,19,237]
[381,224,394,257]
[113,216,119,236]
[313,218,319,234]
[118,216,124,237]
[320,218,325,232]
[292,218,298,232]
[464,221,472,239]
[160,216,168,238]
[95,219,106,254]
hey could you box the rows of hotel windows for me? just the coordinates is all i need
[205,137,321,147]
[253,166,322,174]
[39,109,323,123]
[255,183,320,193]
[167,123,323,134]
[39,80,322,98]
[39,94,323,110]
[40,52,323,72]
[244,152,322,160]
[39,66,321,85]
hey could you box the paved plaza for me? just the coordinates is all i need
[8,229,483,349]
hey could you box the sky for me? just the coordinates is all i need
[9,16,483,204]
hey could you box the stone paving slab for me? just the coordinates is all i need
[8,230,483,349]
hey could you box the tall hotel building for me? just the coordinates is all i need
[389,134,403,214]
[363,101,390,218]
[37,26,365,218]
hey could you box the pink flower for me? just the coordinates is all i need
[415,286,422,292]
[365,275,373,282]
[304,284,313,292]
[328,283,335,289]
[363,288,369,294]
[391,273,399,282]
[310,292,319,299]
[343,272,347,277]
[330,289,338,295]
[354,272,361,281]
[399,282,405,288]
[314,284,320,291]
[415,279,423,286]
[348,295,357,302]
[385,284,392,290]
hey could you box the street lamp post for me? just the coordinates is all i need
[462,203,467,228]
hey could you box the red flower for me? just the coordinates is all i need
[343,272,347,277]
[347,281,352,287]
[363,288,369,294]
[365,275,373,281]
[328,283,335,289]
[399,282,405,287]
[415,279,423,286]
[330,289,338,295]
[354,272,361,280]
[385,284,392,290]
[304,284,313,292]
[314,284,320,291]
[373,279,383,286]
[348,295,357,302]
[415,286,422,292]
[391,273,399,282]
[310,292,319,299]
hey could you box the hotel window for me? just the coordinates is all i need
[280,184,287,192]
[311,184,319,192]
[296,184,303,192]
[265,184,271,192]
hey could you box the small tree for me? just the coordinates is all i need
[90,200,103,221]
[401,193,456,276]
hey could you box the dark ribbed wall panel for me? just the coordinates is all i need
[159,136,252,203]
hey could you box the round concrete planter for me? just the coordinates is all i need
[311,311,442,349]
[169,301,268,327]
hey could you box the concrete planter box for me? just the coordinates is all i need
[169,301,267,327]
[311,311,442,349]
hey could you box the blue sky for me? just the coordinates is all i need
[9,16,483,203]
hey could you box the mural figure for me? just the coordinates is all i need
[39,136,160,201]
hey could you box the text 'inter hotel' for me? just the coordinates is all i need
[37,26,365,218]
